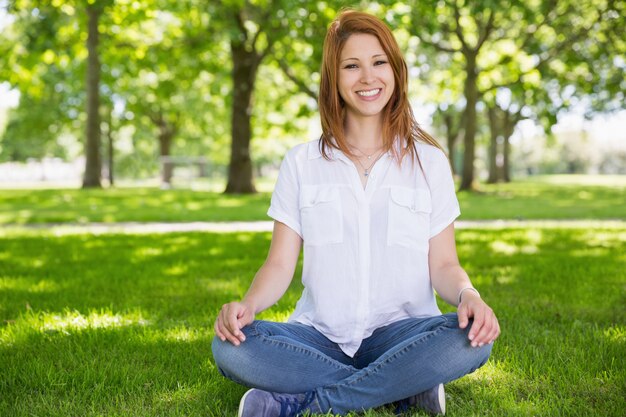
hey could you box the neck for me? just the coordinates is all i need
[344,113,384,150]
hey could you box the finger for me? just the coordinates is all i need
[488,318,501,344]
[237,316,252,340]
[475,312,499,346]
[473,318,494,346]
[214,320,225,342]
[227,307,244,341]
[218,309,241,346]
[468,309,486,346]
[457,304,470,329]
[220,319,242,346]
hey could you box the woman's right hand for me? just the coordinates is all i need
[214,301,255,346]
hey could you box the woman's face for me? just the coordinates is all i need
[338,33,395,121]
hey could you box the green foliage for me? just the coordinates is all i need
[0,227,624,416]
[0,1,624,181]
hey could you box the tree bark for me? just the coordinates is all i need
[225,40,260,194]
[82,5,102,188]
[443,112,460,176]
[487,106,499,184]
[502,111,517,182]
[459,53,478,191]
[106,109,114,186]
[155,113,176,187]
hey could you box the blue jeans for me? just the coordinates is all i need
[212,313,492,414]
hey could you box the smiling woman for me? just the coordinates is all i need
[212,9,499,417]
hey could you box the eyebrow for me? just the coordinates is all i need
[340,54,387,63]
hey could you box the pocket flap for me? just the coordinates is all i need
[300,185,339,209]
[389,187,432,213]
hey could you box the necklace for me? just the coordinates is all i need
[349,144,383,160]
[354,150,385,177]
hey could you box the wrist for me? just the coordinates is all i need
[241,298,258,314]
[458,286,480,305]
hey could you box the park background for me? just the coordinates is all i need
[0,0,624,416]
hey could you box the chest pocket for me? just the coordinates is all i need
[299,185,343,246]
[387,186,432,252]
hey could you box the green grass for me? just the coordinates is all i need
[0,175,624,224]
[1,228,625,416]
[0,187,271,224]
[458,175,626,220]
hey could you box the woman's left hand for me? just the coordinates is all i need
[457,292,500,347]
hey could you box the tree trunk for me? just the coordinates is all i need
[459,54,478,191]
[105,107,114,186]
[502,134,511,182]
[502,112,516,182]
[82,5,102,188]
[156,115,175,187]
[443,113,458,175]
[225,41,259,194]
[487,106,499,184]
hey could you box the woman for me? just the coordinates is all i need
[212,10,500,417]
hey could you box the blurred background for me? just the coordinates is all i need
[0,0,624,193]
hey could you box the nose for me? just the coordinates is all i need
[360,66,375,84]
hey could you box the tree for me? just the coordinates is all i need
[82,2,104,187]
[397,0,619,190]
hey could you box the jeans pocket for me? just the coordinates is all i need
[299,185,343,246]
[387,186,431,252]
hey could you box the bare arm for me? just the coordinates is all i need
[214,221,302,345]
[429,223,501,347]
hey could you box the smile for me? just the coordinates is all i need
[357,89,381,97]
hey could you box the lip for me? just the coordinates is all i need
[356,88,382,100]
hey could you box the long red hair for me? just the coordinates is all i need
[318,10,443,161]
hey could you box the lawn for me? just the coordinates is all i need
[0,175,624,224]
[1,227,625,416]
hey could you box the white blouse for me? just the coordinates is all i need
[267,139,461,357]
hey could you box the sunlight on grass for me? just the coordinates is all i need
[208,246,225,256]
[0,278,60,293]
[215,198,248,208]
[584,230,626,247]
[155,383,202,406]
[133,246,164,259]
[1,309,149,346]
[535,174,626,186]
[162,326,202,342]
[39,309,149,333]
[603,326,626,344]
[463,360,516,386]
[185,202,203,211]
[490,240,518,255]
[205,279,241,293]
[1,228,624,416]
[163,264,188,276]
[490,239,539,255]
[235,234,255,243]
[259,310,295,323]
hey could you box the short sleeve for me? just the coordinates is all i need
[267,151,302,237]
[423,148,461,238]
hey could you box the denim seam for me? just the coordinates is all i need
[251,321,346,354]
[323,324,447,390]
[356,315,453,356]
[254,332,354,373]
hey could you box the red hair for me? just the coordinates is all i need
[318,10,443,161]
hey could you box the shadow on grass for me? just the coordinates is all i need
[1,322,243,416]
[1,228,625,416]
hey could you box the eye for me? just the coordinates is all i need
[374,60,388,66]
[343,64,358,69]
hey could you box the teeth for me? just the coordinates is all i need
[357,89,380,97]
